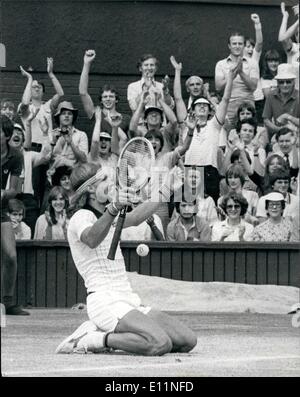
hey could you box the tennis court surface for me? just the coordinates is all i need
[1,309,300,377]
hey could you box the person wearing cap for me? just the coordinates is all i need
[215,32,259,132]
[256,169,299,223]
[171,55,235,204]
[263,63,299,139]
[55,164,197,355]
[1,115,29,315]
[79,50,130,140]
[129,89,178,153]
[52,101,88,169]
[278,2,299,91]
[88,106,123,185]
[252,191,298,241]
[6,112,52,235]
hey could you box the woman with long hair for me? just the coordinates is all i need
[260,50,281,98]
[34,186,69,240]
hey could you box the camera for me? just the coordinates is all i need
[60,127,69,135]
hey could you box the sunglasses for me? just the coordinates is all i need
[268,202,282,208]
[278,80,293,85]
[226,204,241,210]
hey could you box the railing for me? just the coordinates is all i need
[14,240,300,307]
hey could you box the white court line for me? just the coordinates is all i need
[3,355,300,376]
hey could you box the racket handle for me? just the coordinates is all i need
[107,206,127,260]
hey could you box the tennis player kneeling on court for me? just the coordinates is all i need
[55,163,197,355]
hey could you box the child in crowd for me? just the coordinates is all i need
[7,199,31,240]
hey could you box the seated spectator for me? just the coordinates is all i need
[52,101,88,169]
[79,50,130,138]
[171,55,235,204]
[278,2,299,91]
[34,186,69,240]
[121,197,165,241]
[129,90,178,152]
[51,166,75,202]
[260,50,281,98]
[271,127,299,177]
[256,169,299,222]
[252,192,298,241]
[6,199,31,240]
[1,99,15,121]
[262,153,289,194]
[263,63,299,140]
[127,53,173,113]
[218,164,259,225]
[182,165,218,226]
[211,192,254,241]
[167,196,211,242]
[227,101,268,152]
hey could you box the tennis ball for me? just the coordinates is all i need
[136,243,149,257]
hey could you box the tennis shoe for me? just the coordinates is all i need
[74,330,107,354]
[55,320,97,354]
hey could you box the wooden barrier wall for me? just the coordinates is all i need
[13,241,300,307]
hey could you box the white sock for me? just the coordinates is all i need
[76,331,106,353]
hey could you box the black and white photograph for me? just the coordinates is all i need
[1,0,299,380]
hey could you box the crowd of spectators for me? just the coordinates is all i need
[1,4,299,246]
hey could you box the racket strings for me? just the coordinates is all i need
[118,141,153,190]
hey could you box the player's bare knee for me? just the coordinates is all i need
[181,333,197,352]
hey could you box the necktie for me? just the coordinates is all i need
[284,153,290,169]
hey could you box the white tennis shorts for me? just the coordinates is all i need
[86,290,151,332]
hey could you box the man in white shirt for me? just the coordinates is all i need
[55,164,196,355]
[215,32,259,132]
[127,54,174,113]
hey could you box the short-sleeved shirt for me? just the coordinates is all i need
[67,209,133,296]
[262,89,299,125]
[211,219,254,241]
[215,55,259,102]
[183,116,223,168]
[52,127,89,166]
[18,100,53,145]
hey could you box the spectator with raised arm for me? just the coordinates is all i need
[244,14,264,123]
[215,32,259,132]
[278,2,299,91]
[172,55,235,203]
[18,58,64,206]
[88,107,124,184]
[129,89,178,153]
[79,50,130,139]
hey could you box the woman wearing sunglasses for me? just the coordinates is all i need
[211,192,254,241]
[252,191,298,241]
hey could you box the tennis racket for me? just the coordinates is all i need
[107,137,155,260]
